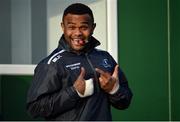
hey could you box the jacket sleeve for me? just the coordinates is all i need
[26,63,80,118]
[106,52,133,110]
[108,69,133,109]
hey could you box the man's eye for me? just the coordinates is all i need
[81,26,88,30]
[68,26,75,30]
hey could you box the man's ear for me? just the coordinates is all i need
[91,23,96,35]
[92,23,96,30]
[61,22,64,32]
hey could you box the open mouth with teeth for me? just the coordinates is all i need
[71,39,88,46]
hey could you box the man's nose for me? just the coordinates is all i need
[74,28,82,36]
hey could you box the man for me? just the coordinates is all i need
[27,3,133,121]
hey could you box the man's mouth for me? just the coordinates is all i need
[71,39,88,46]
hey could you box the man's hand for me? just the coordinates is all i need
[73,67,86,95]
[95,65,119,93]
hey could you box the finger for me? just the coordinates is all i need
[79,67,85,78]
[98,77,104,83]
[95,68,106,75]
[112,65,119,78]
[99,77,105,88]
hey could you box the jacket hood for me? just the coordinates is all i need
[58,35,100,53]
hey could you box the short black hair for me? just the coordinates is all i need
[62,3,94,23]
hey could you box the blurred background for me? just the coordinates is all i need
[0,0,180,121]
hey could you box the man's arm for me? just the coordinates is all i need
[108,70,133,109]
[96,65,133,110]
[26,64,80,118]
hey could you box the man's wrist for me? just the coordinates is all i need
[109,80,119,95]
[75,78,94,98]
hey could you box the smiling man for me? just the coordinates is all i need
[62,13,95,52]
[61,3,96,53]
[26,3,133,121]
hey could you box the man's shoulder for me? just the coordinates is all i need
[94,48,111,55]
[46,49,65,65]
[38,48,65,66]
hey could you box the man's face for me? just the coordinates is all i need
[61,13,96,52]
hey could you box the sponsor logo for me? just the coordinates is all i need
[102,59,111,68]
[66,62,81,70]
[47,50,65,64]
[52,55,62,63]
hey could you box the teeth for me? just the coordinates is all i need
[72,39,88,45]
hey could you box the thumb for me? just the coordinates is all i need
[112,65,119,78]
[79,67,85,79]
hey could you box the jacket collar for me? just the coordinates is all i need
[58,35,100,54]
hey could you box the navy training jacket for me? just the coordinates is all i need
[26,35,133,121]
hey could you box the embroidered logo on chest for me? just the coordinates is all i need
[66,62,81,70]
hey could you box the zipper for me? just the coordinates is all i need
[85,53,100,93]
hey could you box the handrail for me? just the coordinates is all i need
[0,64,36,75]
